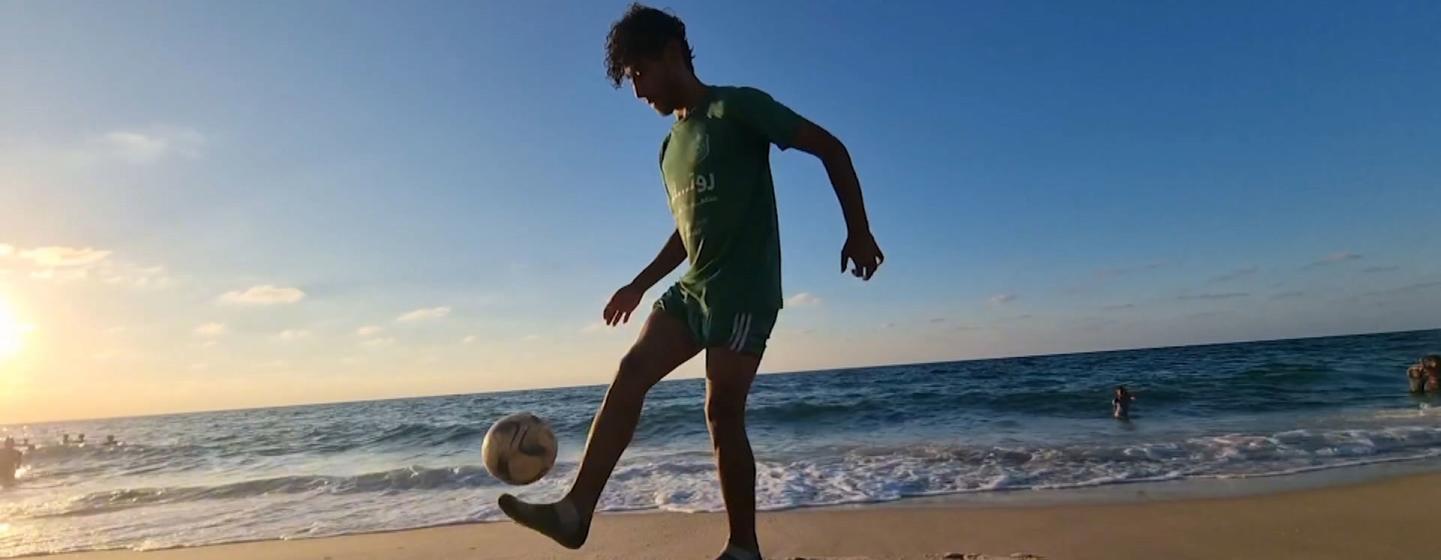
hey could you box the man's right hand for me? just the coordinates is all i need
[603,284,646,326]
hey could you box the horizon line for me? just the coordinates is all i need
[6,325,1437,426]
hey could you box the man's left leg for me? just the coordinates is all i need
[705,345,764,560]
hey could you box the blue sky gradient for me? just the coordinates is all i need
[2,1,1438,421]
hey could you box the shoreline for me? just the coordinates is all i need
[34,469,1441,560]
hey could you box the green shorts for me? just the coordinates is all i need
[654,284,779,356]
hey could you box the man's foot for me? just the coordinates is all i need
[497,494,590,549]
[716,543,762,560]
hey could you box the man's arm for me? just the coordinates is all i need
[788,120,885,280]
[629,230,687,290]
[604,230,686,325]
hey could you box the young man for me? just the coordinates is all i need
[498,4,883,560]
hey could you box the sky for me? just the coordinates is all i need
[2,1,1439,423]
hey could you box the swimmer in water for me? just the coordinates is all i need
[1409,361,1427,393]
[1408,355,1441,393]
[1113,385,1136,419]
[0,437,22,487]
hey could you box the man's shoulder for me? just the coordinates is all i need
[707,85,772,114]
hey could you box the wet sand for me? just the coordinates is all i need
[49,472,1440,559]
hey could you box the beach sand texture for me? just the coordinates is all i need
[47,471,1436,560]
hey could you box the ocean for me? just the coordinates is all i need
[3,329,1439,556]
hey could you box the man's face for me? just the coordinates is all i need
[626,57,676,116]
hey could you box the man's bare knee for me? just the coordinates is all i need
[705,390,747,428]
[607,350,660,405]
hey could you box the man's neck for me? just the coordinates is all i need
[672,76,709,120]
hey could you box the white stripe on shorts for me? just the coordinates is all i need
[730,313,751,352]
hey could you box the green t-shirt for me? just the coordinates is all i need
[660,86,802,311]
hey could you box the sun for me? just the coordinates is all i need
[0,299,34,360]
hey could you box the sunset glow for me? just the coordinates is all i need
[0,298,33,361]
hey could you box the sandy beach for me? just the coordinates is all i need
[45,471,1436,560]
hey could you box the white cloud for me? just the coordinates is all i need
[785,292,823,307]
[521,334,541,342]
[1305,251,1363,269]
[988,293,1017,305]
[218,284,306,306]
[194,322,227,337]
[362,337,396,348]
[462,335,478,344]
[94,126,205,165]
[98,262,172,289]
[30,268,89,282]
[396,306,451,322]
[0,244,12,257]
[356,325,384,337]
[18,246,111,267]
[278,329,311,342]
[6,244,169,289]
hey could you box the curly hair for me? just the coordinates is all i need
[605,3,694,88]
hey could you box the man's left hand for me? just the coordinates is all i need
[841,231,884,281]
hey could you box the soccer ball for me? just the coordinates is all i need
[481,412,558,485]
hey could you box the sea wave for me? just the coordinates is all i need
[16,422,1441,524]
[4,329,1438,557]
[10,465,498,520]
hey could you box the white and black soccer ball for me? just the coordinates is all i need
[481,412,558,485]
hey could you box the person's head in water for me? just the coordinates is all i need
[1424,355,1441,372]
[1114,385,1130,399]
[606,3,698,116]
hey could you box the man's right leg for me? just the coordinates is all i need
[499,309,699,548]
